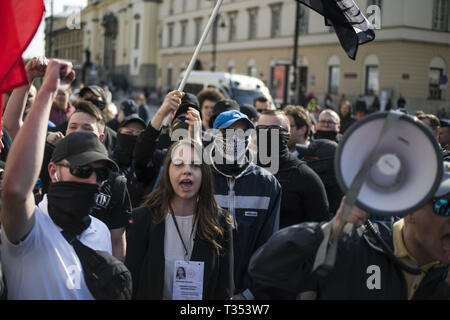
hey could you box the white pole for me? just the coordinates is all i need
[162,0,225,126]
[178,0,224,92]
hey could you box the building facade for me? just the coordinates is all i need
[45,14,84,86]
[158,0,450,114]
[80,0,161,94]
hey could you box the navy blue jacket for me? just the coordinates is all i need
[211,161,281,297]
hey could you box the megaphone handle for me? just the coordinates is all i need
[343,222,354,235]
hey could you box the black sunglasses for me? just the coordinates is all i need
[256,125,289,133]
[55,162,110,183]
[433,198,449,217]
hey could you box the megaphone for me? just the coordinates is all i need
[335,111,443,217]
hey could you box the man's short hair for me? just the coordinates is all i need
[253,96,268,106]
[196,88,225,109]
[319,109,340,125]
[417,113,440,130]
[260,110,290,130]
[72,101,106,134]
[283,105,312,139]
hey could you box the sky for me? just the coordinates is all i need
[23,0,88,59]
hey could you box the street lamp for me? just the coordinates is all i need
[291,1,301,105]
[210,0,226,72]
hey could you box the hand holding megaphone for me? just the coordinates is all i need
[322,196,370,242]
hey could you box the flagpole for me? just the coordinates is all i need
[161,0,225,127]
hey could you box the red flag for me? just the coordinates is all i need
[0,0,44,129]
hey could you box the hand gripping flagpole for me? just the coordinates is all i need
[162,0,225,127]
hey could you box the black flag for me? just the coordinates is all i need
[297,0,375,60]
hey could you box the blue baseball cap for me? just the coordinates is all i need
[213,110,255,130]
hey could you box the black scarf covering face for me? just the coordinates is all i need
[256,128,290,168]
[114,133,138,166]
[47,182,99,235]
[314,130,338,142]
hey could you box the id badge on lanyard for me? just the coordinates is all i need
[170,211,204,300]
[172,260,204,300]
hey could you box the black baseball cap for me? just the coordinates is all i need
[297,139,338,160]
[80,85,107,110]
[171,93,201,125]
[119,114,146,130]
[209,99,240,128]
[120,99,139,117]
[51,132,118,171]
[240,104,259,121]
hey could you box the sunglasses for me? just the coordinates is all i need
[433,198,450,217]
[256,125,289,133]
[55,162,110,183]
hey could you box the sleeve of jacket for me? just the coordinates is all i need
[301,165,330,222]
[248,222,324,294]
[132,124,162,185]
[125,207,152,297]
[214,210,235,299]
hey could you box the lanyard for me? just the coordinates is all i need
[169,206,195,261]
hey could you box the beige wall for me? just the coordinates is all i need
[160,39,450,113]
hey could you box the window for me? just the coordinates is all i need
[299,5,309,35]
[429,57,447,100]
[180,20,188,46]
[365,65,379,95]
[248,7,258,40]
[270,4,282,38]
[134,22,140,49]
[228,12,237,42]
[248,66,256,77]
[168,23,174,47]
[183,0,188,12]
[328,66,340,94]
[195,18,203,44]
[197,0,203,9]
[429,68,444,99]
[367,0,382,10]
[432,0,449,31]
[169,0,175,15]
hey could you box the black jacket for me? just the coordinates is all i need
[125,206,234,300]
[249,221,450,299]
[274,153,329,228]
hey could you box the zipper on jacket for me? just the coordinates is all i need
[227,177,237,230]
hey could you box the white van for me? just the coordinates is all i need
[177,71,275,109]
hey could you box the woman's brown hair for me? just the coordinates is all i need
[143,140,231,254]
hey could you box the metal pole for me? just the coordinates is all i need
[211,16,218,71]
[49,0,54,57]
[161,0,224,127]
[291,1,301,105]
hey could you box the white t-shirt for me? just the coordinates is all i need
[162,214,196,300]
[0,195,112,300]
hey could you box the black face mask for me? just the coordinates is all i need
[256,128,290,166]
[314,130,338,142]
[114,133,137,166]
[47,182,99,235]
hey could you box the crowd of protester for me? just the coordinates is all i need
[0,57,448,300]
